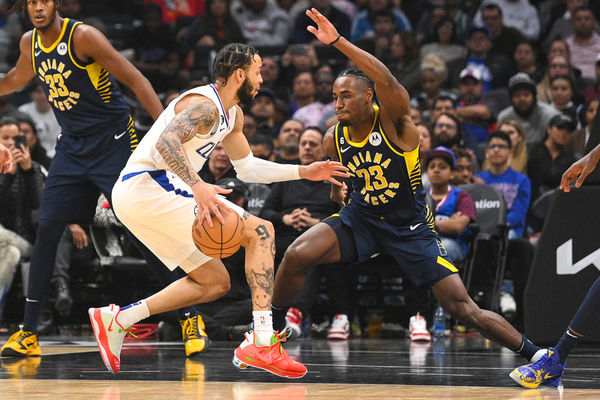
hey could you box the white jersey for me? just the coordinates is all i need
[122,84,237,175]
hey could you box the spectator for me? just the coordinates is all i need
[275,119,303,164]
[498,72,560,145]
[476,131,531,239]
[445,25,515,93]
[452,148,482,185]
[292,0,351,45]
[480,2,527,61]
[565,7,600,82]
[474,0,540,41]
[180,0,245,53]
[410,107,423,124]
[537,54,586,105]
[543,0,594,48]
[550,74,583,127]
[128,3,180,92]
[513,42,544,83]
[582,55,600,104]
[250,88,278,137]
[425,146,476,264]
[412,54,453,119]
[430,95,457,125]
[370,9,399,60]
[445,0,473,44]
[351,0,412,43]
[497,119,528,173]
[146,0,205,25]
[414,3,447,45]
[279,43,320,88]
[260,57,289,103]
[242,113,258,139]
[229,0,290,46]
[432,109,482,163]
[527,114,578,203]
[292,68,335,129]
[455,66,510,146]
[289,71,315,115]
[419,17,467,64]
[197,142,236,184]
[570,98,598,157]
[16,115,51,172]
[388,31,421,96]
[17,81,60,158]
[0,117,43,245]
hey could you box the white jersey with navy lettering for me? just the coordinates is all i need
[122,83,237,175]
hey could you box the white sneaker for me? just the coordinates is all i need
[409,313,432,342]
[88,304,130,373]
[285,308,302,339]
[327,314,350,340]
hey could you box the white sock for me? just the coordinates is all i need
[253,310,273,347]
[116,300,150,329]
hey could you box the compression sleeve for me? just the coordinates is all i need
[231,152,301,184]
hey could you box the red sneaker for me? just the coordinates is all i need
[232,331,307,379]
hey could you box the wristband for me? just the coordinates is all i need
[328,34,341,46]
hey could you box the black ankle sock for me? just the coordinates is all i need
[555,328,580,363]
[272,304,288,332]
[517,334,542,361]
[23,300,43,333]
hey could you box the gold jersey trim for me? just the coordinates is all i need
[36,18,70,53]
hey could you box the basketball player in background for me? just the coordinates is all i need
[87,43,348,377]
[509,138,600,388]
[0,0,207,360]
[271,9,546,370]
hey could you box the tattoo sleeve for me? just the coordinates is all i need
[155,100,219,187]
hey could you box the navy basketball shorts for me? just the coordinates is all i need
[39,115,136,224]
[322,205,458,288]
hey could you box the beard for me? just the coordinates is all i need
[237,78,255,107]
[437,134,460,148]
[513,101,536,118]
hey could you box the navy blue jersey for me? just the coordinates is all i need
[334,105,430,225]
[32,18,129,137]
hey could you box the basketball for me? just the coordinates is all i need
[192,208,244,258]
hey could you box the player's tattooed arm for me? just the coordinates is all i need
[156,99,219,187]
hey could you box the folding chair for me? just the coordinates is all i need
[459,183,509,312]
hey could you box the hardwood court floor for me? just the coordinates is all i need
[1,334,599,399]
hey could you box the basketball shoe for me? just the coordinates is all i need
[327,314,350,340]
[409,313,432,342]
[232,331,307,378]
[509,348,566,388]
[0,327,41,357]
[181,312,210,357]
[89,304,134,374]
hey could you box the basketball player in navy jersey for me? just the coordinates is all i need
[0,0,204,359]
[509,142,600,388]
[271,8,546,369]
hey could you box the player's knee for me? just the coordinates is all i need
[282,239,310,270]
[215,270,231,297]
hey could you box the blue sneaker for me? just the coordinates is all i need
[509,348,566,388]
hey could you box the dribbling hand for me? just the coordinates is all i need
[191,181,232,227]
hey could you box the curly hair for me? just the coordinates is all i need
[10,0,62,16]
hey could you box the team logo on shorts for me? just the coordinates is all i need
[436,238,448,257]
[57,42,67,55]
[369,131,382,146]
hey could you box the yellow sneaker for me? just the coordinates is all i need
[180,313,209,357]
[0,328,42,357]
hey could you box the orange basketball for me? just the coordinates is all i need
[192,209,244,258]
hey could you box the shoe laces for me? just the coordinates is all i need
[11,329,34,342]
[119,326,137,338]
[185,315,200,339]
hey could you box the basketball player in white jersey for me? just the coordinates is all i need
[88,43,348,378]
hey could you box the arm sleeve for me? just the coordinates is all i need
[231,152,300,184]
